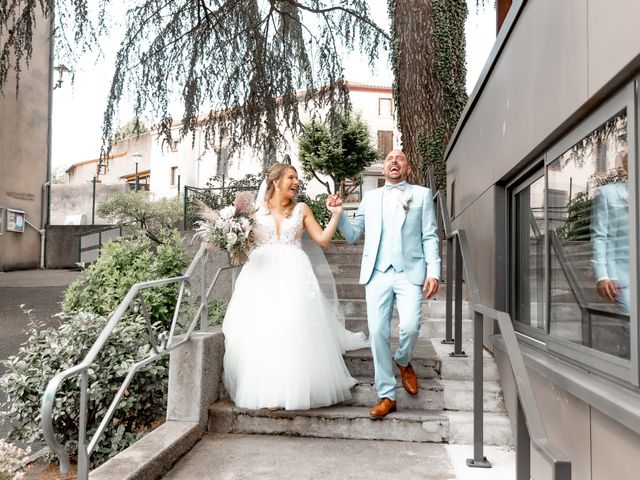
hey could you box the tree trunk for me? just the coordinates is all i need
[389,0,467,188]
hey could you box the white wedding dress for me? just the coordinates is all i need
[222,202,368,410]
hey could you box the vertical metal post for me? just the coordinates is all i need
[46,181,51,225]
[467,311,491,468]
[436,197,443,244]
[183,187,188,230]
[516,396,531,480]
[554,459,572,480]
[77,371,89,480]
[91,176,97,225]
[443,236,454,344]
[200,253,208,332]
[451,236,467,357]
[135,162,139,192]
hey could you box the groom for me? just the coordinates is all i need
[330,149,440,419]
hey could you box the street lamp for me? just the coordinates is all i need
[53,64,69,90]
[132,152,142,191]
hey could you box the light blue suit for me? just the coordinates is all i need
[338,184,440,400]
[591,181,629,313]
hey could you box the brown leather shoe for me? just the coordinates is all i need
[369,398,397,419]
[396,362,419,395]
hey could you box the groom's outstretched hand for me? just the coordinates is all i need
[423,277,439,299]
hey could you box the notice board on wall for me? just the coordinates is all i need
[6,208,26,233]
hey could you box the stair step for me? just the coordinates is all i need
[335,281,468,301]
[208,401,512,446]
[347,379,506,413]
[345,317,473,340]
[345,316,473,342]
[340,299,473,320]
[343,339,500,381]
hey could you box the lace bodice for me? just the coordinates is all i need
[253,202,305,248]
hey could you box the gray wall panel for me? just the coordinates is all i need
[451,188,495,307]
[591,409,640,480]
[495,347,592,480]
[588,0,640,95]
[491,0,588,183]
[447,81,495,217]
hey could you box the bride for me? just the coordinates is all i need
[222,162,368,411]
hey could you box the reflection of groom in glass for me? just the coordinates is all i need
[591,150,629,314]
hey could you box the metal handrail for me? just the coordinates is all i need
[427,168,572,478]
[41,244,234,480]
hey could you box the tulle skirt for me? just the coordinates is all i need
[222,243,368,410]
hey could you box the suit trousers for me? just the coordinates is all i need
[365,267,423,400]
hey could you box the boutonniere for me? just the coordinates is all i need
[401,191,413,213]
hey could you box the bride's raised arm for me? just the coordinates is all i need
[302,195,343,248]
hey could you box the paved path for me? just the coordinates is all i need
[0,269,80,443]
[164,434,515,480]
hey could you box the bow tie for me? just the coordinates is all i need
[384,182,407,191]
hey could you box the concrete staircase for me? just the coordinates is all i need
[208,241,512,447]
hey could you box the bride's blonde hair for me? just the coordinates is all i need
[265,163,298,217]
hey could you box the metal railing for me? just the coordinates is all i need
[76,225,124,264]
[427,169,572,479]
[41,245,234,480]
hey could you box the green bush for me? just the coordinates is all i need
[0,311,167,468]
[63,231,188,330]
[0,230,190,468]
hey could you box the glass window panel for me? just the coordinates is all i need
[513,175,546,330]
[547,109,630,359]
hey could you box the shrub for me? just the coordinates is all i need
[63,231,188,330]
[0,229,190,468]
[0,311,167,468]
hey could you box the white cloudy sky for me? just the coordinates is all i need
[51,1,496,170]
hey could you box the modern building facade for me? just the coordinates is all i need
[446,0,640,478]
[0,14,52,270]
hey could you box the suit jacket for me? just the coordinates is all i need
[338,184,441,286]
[591,181,629,286]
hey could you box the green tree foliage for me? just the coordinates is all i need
[1,233,188,467]
[1,1,388,166]
[97,191,182,245]
[113,118,149,142]
[299,113,378,193]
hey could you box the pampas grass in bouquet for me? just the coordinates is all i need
[194,191,256,266]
